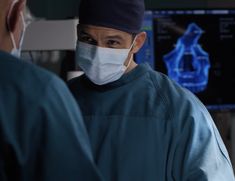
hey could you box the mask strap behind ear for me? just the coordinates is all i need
[9,29,17,49]
[126,54,133,68]
[7,0,18,30]
[7,0,21,49]
[125,36,137,68]
[129,36,137,50]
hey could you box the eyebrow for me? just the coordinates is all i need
[104,35,124,41]
[78,28,125,41]
[79,30,93,37]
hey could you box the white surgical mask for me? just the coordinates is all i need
[9,13,26,58]
[76,39,135,85]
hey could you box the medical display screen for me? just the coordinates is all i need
[135,9,235,110]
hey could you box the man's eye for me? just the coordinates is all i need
[79,36,96,44]
[106,40,120,47]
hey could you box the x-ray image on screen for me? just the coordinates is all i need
[163,22,210,93]
[136,10,235,110]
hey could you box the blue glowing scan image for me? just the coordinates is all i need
[163,23,210,93]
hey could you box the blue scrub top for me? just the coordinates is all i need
[0,51,102,181]
[69,63,235,181]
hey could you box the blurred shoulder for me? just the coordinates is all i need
[0,50,69,100]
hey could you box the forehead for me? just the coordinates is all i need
[77,24,132,38]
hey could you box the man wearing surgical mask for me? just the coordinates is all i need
[68,0,235,180]
[0,0,103,180]
[75,25,145,85]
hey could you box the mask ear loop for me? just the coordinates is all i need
[9,29,17,50]
[125,54,133,68]
[7,1,26,49]
[129,36,137,50]
[125,36,137,68]
[7,0,18,50]
[9,12,25,53]
[18,12,26,46]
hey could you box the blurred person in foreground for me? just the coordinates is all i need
[0,0,103,180]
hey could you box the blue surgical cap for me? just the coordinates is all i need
[78,0,145,34]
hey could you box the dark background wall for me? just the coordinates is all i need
[27,0,80,19]
[27,0,235,20]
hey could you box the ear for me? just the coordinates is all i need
[7,0,25,32]
[130,31,147,54]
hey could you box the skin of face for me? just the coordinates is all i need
[77,24,146,72]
